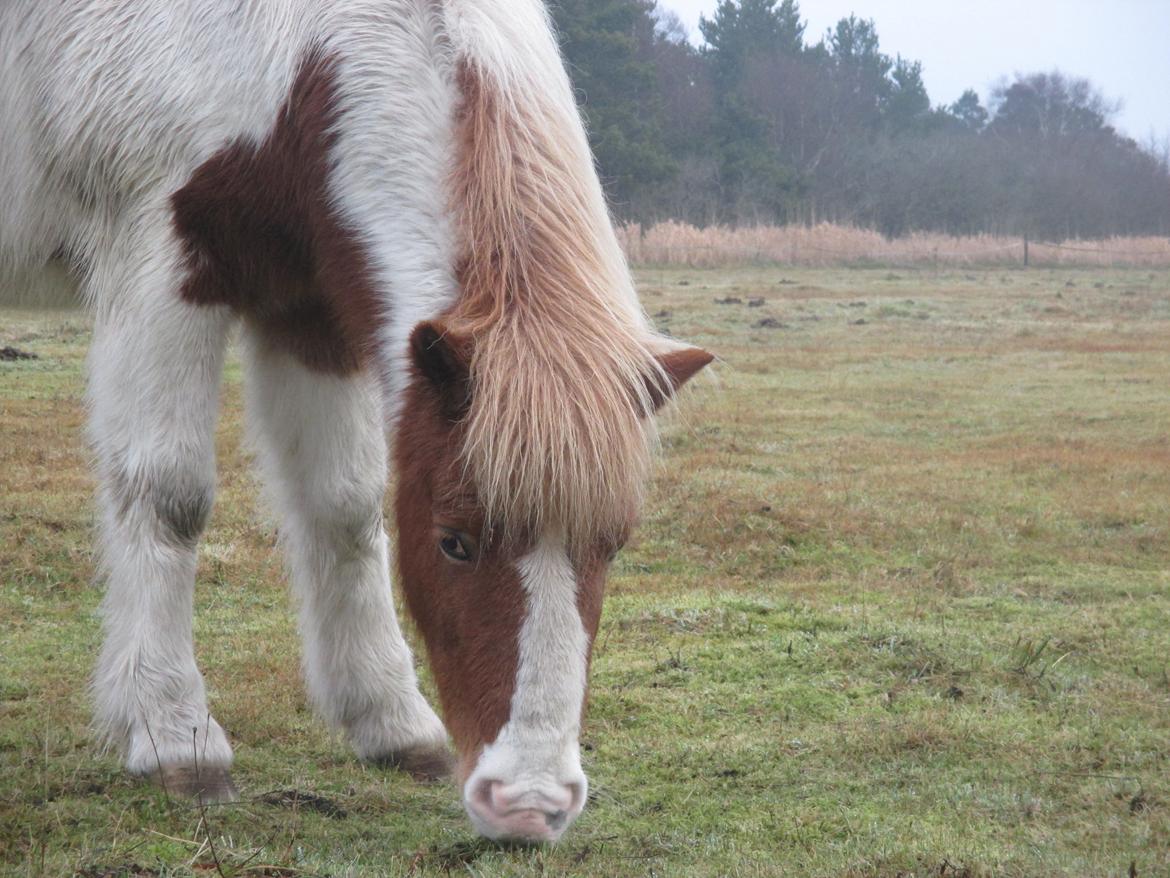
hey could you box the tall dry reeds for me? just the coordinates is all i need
[617,221,1170,268]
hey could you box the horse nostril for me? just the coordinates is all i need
[473,778,501,811]
[546,809,567,829]
[565,781,585,813]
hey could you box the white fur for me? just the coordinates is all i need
[87,208,235,774]
[244,334,446,758]
[464,532,589,840]
[0,0,461,776]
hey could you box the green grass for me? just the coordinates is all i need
[2,267,1169,877]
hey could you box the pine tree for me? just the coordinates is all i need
[948,89,989,132]
[549,0,675,216]
[697,0,809,219]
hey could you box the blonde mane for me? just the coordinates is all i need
[447,58,665,544]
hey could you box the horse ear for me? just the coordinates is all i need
[646,344,714,413]
[410,320,472,420]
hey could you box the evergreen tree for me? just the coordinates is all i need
[989,71,1116,139]
[949,89,989,132]
[549,0,675,215]
[697,0,809,219]
[826,16,891,131]
[699,0,804,86]
[886,57,931,133]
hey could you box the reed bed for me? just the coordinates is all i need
[617,221,1170,268]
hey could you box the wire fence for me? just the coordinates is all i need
[617,222,1170,269]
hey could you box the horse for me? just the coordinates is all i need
[0,0,711,842]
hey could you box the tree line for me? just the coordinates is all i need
[549,0,1170,239]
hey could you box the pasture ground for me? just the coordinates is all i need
[2,267,1169,877]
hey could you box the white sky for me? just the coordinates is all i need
[662,0,1170,146]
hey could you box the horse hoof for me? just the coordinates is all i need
[372,745,454,782]
[151,765,240,803]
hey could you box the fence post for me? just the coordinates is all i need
[1023,234,1029,268]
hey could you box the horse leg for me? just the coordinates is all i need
[89,278,236,801]
[243,334,451,779]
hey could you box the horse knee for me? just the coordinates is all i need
[297,491,384,558]
[153,481,213,545]
[329,504,385,557]
[109,464,214,546]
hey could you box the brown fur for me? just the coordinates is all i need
[394,360,525,764]
[172,50,380,374]
[575,545,614,725]
[395,351,621,770]
[646,346,716,412]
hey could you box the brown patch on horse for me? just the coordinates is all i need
[172,50,380,374]
[394,348,525,765]
[574,537,620,727]
[645,346,716,412]
[575,550,610,649]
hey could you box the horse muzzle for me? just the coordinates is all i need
[461,738,588,843]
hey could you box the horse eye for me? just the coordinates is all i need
[438,530,472,562]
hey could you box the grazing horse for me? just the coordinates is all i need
[0,0,711,842]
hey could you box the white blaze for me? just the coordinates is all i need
[463,531,590,838]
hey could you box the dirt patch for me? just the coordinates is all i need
[754,317,788,329]
[257,788,347,819]
[1127,790,1154,815]
[0,346,38,361]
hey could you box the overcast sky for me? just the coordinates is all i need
[662,0,1170,146]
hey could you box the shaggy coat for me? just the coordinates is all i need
[0,0,710,842]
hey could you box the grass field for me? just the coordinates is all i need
[2,267,1169,877]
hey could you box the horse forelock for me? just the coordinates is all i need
[446,57,664,547]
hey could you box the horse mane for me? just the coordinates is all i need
[446,53,665,546]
